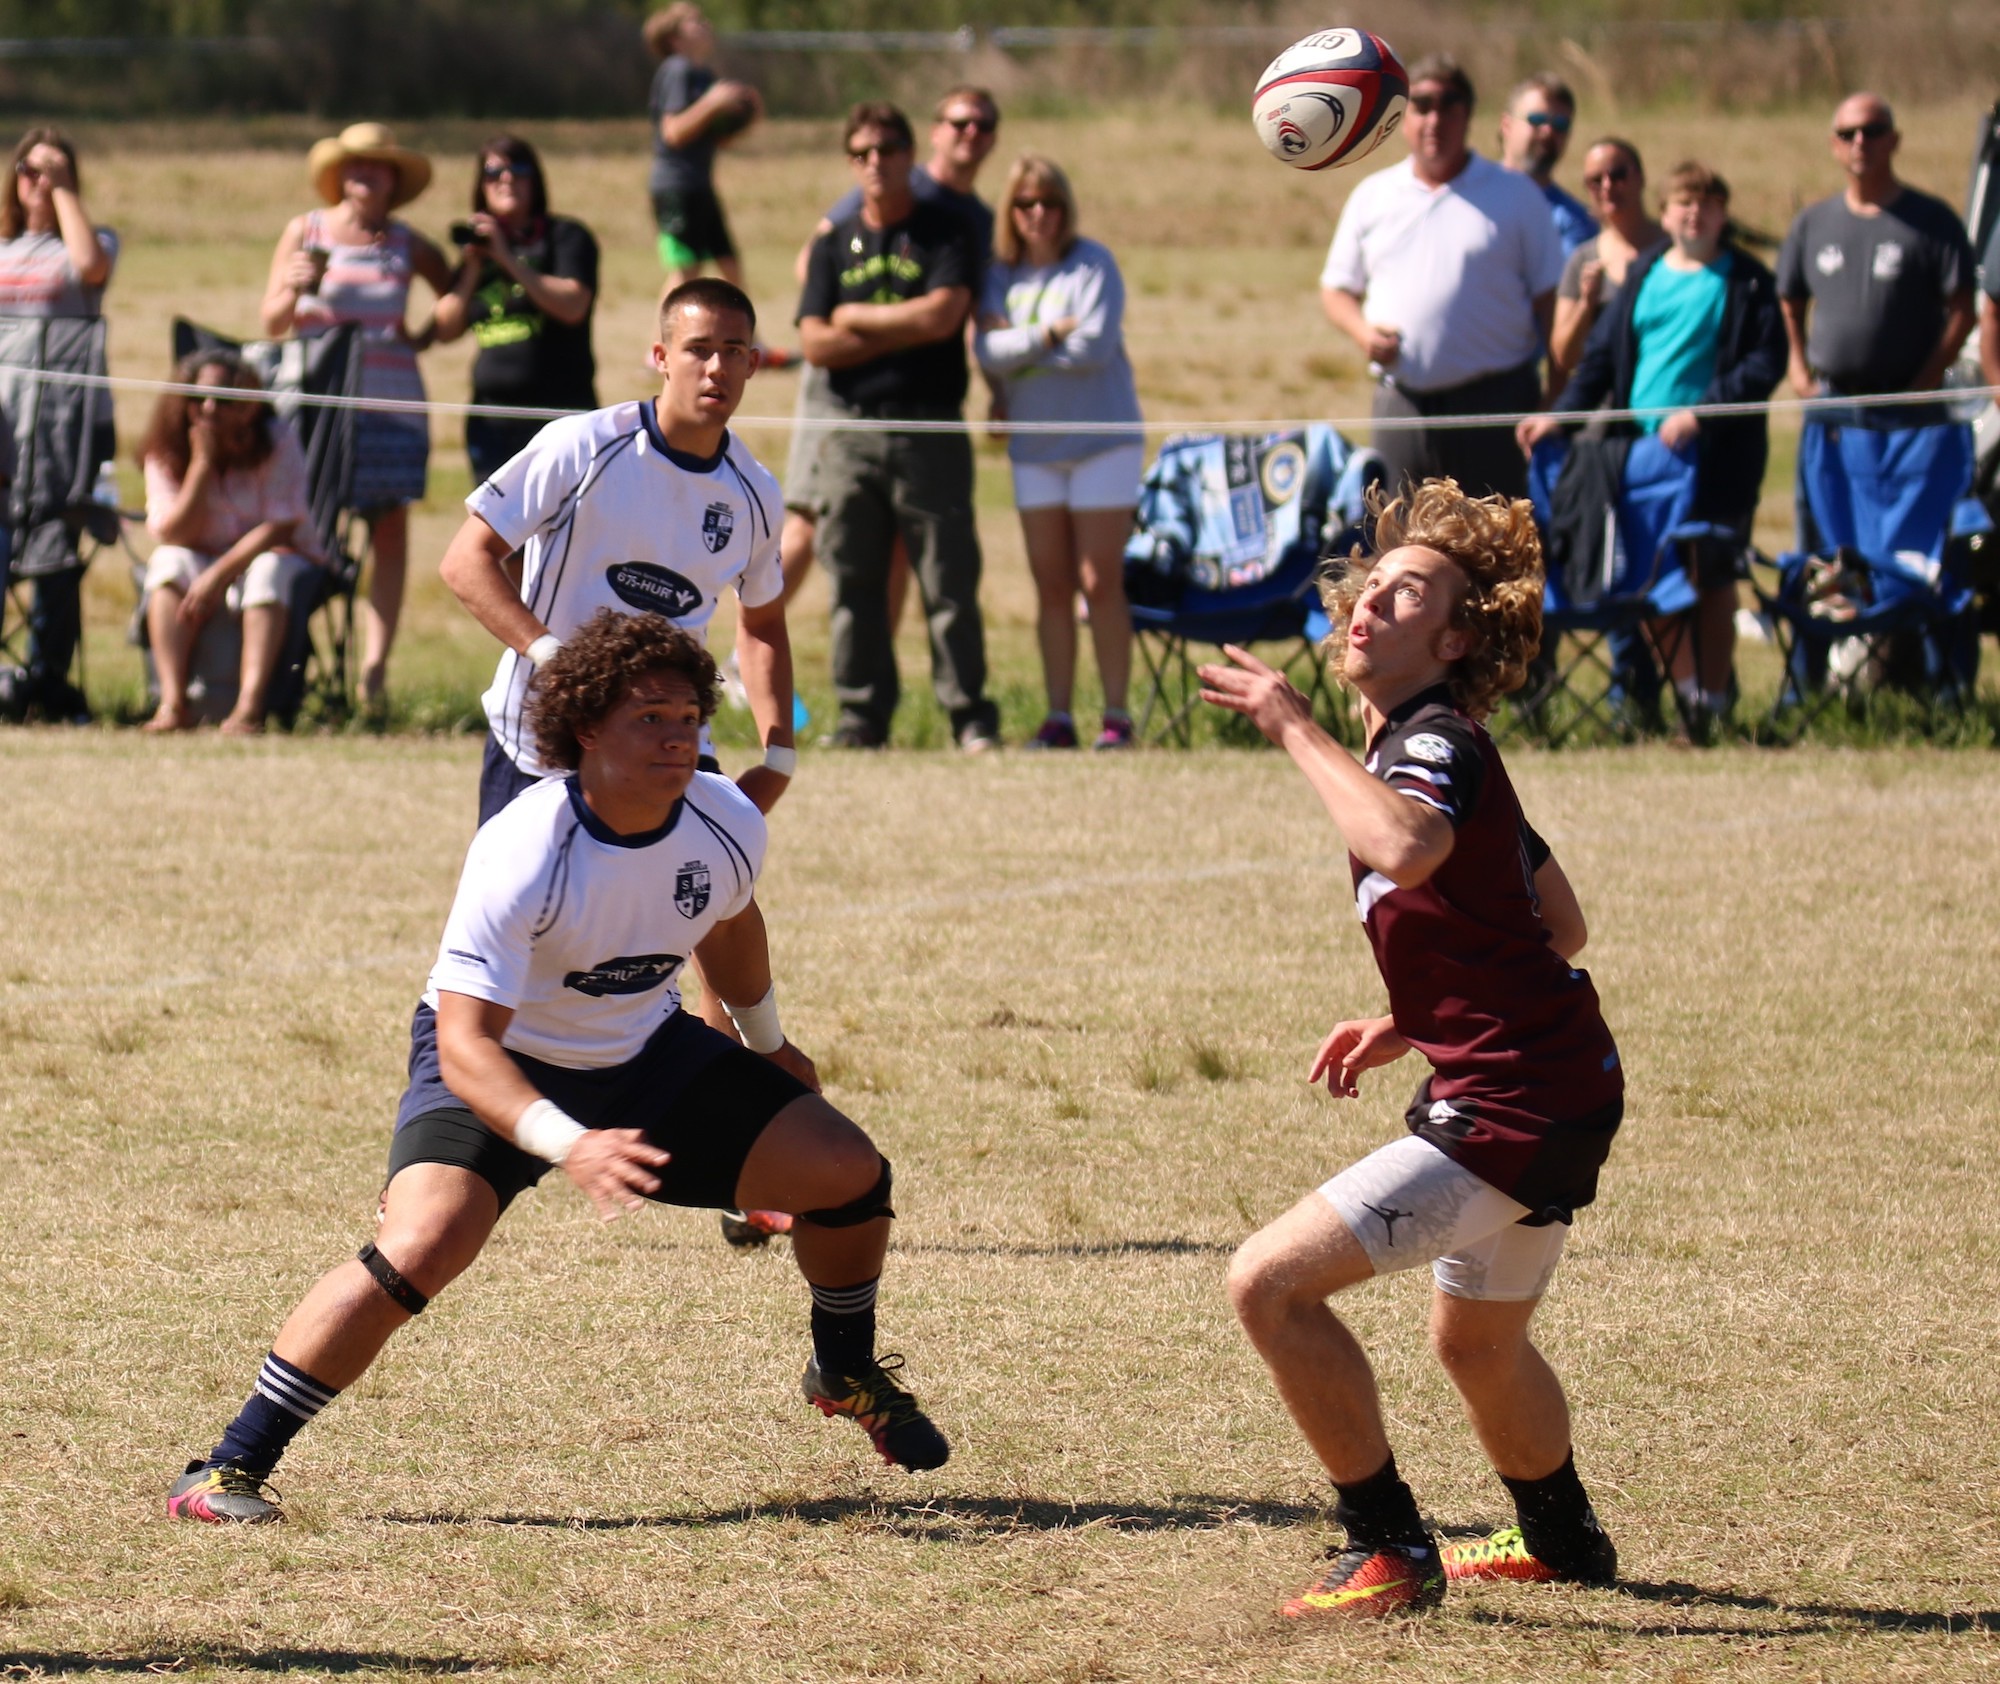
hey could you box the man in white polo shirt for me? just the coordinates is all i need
[1320,54,1564,502]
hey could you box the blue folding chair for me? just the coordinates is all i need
[1751,415,1984,731]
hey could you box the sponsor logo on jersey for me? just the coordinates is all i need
[564,953,682,997]
[446,947,489,967]
[607,562,703,618]
[701,501,736,554]
[674,862,712,918]
[1405,732,1454,765]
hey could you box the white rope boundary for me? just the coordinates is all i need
[12,362,1998,437]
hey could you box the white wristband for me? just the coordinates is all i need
[724,985,785,1054]
[514,1098,587,1164]
[525,633,563,670]
[762,744,798,778]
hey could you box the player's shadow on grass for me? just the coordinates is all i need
[0,1649,486,1676]
[1462,1578,1995,1639]
[381,1492,1324,1534]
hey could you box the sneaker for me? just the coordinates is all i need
[1022,716,1079,751]
[1281,1540,1444,1620]
[1093,715,1136,751]
[720,1208,794,1248]
[167,1459,283,1525]
[956,720,1002,755]
[1442,1523,1617,1586]
[801,1353,950,1471]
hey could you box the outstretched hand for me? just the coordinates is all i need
[564,1128,670,1221]
[1308,1015,1410,1097]
[1197,644,1314,745]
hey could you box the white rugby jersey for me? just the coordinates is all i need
[424,771,767,1069]
[469,402,784,775]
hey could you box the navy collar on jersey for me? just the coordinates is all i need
[637,399,727,474]
[565,774,684,849]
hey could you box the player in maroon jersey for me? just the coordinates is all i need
[1200,479,1622,1620]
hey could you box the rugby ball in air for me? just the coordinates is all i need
[1252,29,1408,172]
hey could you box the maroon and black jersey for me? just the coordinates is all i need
[1356,685,1623,1220]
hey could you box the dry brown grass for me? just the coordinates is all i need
[1,735,1997,1680]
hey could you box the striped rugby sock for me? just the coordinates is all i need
[808,1276,880,1375]
[207,1352,340,1476]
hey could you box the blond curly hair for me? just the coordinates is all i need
[1323,478,1545,720]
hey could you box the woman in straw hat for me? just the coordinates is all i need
[262,123,452,710]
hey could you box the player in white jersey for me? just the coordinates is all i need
[167,612,948,1526]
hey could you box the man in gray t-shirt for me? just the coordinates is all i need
[1776,91,1975,397]
[643,5,762,292]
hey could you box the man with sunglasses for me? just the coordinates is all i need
[1776,92,1975,401]
[1497,74,1595,259]
[1321,54,1565,502]
[796,101,1000,751]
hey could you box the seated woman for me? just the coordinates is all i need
[139,352,326,734]
[1520,161,1785,720]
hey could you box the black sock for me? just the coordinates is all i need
[1333,1453,1431,1551]
[1501,1451,1605,1570]
[808,1276,879,1375]
[207,1352,339,1477]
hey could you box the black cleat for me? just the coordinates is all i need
[801,1353,950,1471]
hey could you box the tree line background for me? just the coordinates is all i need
[0,0,1994,119]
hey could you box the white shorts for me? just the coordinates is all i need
[1318,1135,1569,1302]
[1012,443,1145,513]
[143,545,318,615]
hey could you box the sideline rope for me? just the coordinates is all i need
[13,362,1998,437]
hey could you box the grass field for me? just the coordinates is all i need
[44,98,2000,736]
[2,734,1998,1681]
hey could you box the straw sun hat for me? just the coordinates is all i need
[307,123,432,209]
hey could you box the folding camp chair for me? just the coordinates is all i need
[1749,414,1984,736]
[166,317,366,721]
[1123,425,1384,745]
[0,315,116,721]
[1503,433,1734,746]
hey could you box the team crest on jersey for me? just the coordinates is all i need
[608,562,703,617]
[674,862,712,918]
[1406,732,1455,765]
[701,501,736,554]
[564,953,682,997]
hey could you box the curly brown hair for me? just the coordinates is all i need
[136,351,278,481]
[1323,479,1545,720]
[529,610,719,772]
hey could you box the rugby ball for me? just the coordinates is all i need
[1252,29,1408,172]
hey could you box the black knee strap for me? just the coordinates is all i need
[358,1242,429,1315]
[800,1157,894,1229]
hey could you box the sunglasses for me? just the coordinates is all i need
[1583,166,1633,189]
[1523,111,1573,133]
[1012,196,1061,213]
[1408,92,1468,116]
[482,160,534,181]
[941,115,997,135]
[847,142,908,162]
[1834,120,1893,142]
[13,160,51,181]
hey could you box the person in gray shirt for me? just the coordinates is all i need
[1776,91,1975,399]
[643,4,762,294]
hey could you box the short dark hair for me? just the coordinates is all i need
[658,275,756,339]
[1406,54,1476,111]
[933,85,998,124]
[843,101,914,153]
[1509,72,1576,113]
[473,133,549,221]
[529,610,719,773]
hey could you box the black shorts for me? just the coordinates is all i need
[387,1003,812,1213]
[478,734,719,827]
[651,187,736,264]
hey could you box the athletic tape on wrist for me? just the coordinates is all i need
[725,985,784,1054]
[525,633,563,669]
[762,744,798,777]
[514,1098,587,1163]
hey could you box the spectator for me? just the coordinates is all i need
[644,3,761,295]
[431,135,599,484]
[797,102,998,751]
[1551,138,1661,383]
[1498,73,1596,257]
[1776,92,1976,401]
[782,86,1002,615]
[975,154,1141,751]
[1520,162,1786,720]
[137,352,327,735]
[263,123,451,711]
[0,125,116,723]
[1321,54,1564,502]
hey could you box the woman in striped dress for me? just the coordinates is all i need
[263,124,452,709]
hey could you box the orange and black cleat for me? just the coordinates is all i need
[801,1353,949,1471]
[1443,1523,1617,1586]
[1282,1539,1445,1619]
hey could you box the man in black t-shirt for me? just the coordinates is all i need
[1201,481,1623,1621]
[796,101,999,751]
